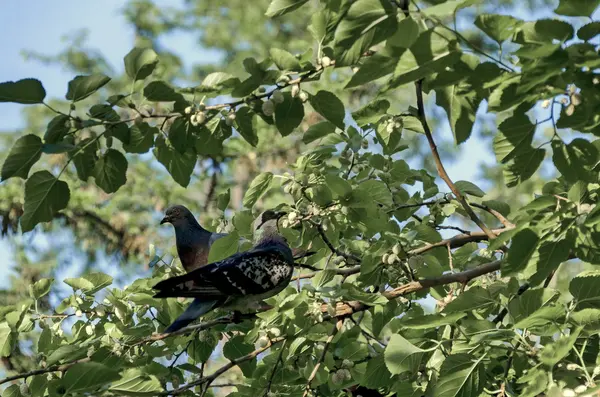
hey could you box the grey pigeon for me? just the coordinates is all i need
[160,205,229,272]
[161,204,314,273]
[154,209,293,333]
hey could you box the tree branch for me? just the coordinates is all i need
[470,203,515,228]
[263,339,287,397]
[302,320,343,397]
[0,358,91,386]
[165,337,285,396]
[309,220,361,264]
[414,79,496,240]
[324,260,502,317]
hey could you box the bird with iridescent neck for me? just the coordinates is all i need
[160,204,313,273]
[153,209,294,333]
[160,204,230,272]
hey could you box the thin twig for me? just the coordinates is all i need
[165,337,285,396]
[0,358,91,385]
[470,203,515,228]
[308,220,361,263]
[414,79,496,240]
[263,340,288,397]
[302,320,343,397]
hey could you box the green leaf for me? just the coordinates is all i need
[570,271,600,309]
[518,369,548,397]
[345,47,400,88]
[388,16,420,48]
[153,136,197,187]
[194,72,240,94]
[274,93,304,136]
[208,231,240,263]
[568,181,588,204]
[1,134,43,181]
[309,90,345,129]
[578,21,600,40]
[124,47,159,81]
[143,81,183,102]
[503,147,545,188]
[435,85,480,144]
[454,180,485,198]
[243,172,273,208]
[515,19,574,44]
[110,368,164,395]
[444,286,496,313]
[223,335,256,377]
[362,356,393,389]
[66,74,111,102]
[385,29,460,91]
[46,345,85,366]
[71,138,98,182]
[335,341,369,361]
[508,288,558,325]
[167,118,189,154]
[356,180,393,207]
[384,334,425,375]
[401,312,466,329]
[351,99,390,127]
[540,330,580,366]
[552,139,598,182]
[303,121,337,144]
[325,174,352,198]
[334,0,397,47]
[474,14,522,43]
[63,362,120,394]
[513,305,564,329]
[555,0,600,17]
[20,171,70,233]
[2,385,20,397]
[44,115,71,143]
[265,0,309,17]
[235,106,259,146]
[529,238,574,285]
[434,354,485,397]
[124,122,155,154]
[0,78,46,104]
[29,278,53,300]
[269,48,301,71]
[64,272,113,295]
[312,270,337,290]
[0,323,14,357]
[502,228,539,276]
[217,189,230,212]
[93,149,128,194]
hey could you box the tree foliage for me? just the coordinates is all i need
[1,0,600,396]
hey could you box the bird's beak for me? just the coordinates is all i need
[160,216,170,225]
[274,211,287,219]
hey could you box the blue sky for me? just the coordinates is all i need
[0,2,509,286]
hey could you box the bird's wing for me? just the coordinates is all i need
[153,248,291,299]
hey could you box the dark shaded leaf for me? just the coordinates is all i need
[1,134,43,181]
[93,149,128,194]
[0,78,46,104]
[66,74,111,102]
[243,172,273,208]
[20,171,70,233]
[124,48,158,81]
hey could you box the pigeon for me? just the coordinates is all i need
[154,209,294,333]
[160,204,314,273]
[160,204,229,272]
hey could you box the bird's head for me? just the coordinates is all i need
[160,205,194,227]
[252,209,287,234]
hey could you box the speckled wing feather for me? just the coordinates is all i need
[153,246,293,299]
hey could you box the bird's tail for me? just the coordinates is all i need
[163,298,221,333]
